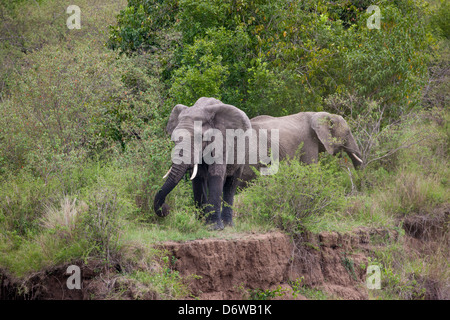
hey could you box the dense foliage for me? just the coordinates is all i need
[108,0,436,119]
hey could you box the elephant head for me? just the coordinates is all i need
[154,97,251,219]
[310,112,363,168]
[238,111,363,189]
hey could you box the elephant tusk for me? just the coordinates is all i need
[190,164,198,180]
[352,153,363,163]
[162,167,172,179]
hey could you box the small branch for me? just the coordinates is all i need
[364,132,430,168]
[346,167,355,194]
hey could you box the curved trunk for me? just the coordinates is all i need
[344,134,363,169]
[154,163,189,217]
[155,121,201,216]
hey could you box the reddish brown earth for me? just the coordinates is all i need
[2,206,448,300]
[162,228,398,300]
[0,227,401,300]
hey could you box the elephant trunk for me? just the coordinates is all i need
[154,163,189,217]
[345,134,363,169]
[155,121,201,217]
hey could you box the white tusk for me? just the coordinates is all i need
[190,164,198,180]
[352,153,363,163]
[162,167,172,179]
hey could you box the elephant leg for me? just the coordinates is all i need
[205,174,225,230]
[300,140,320,164]
[221,173,240,227]
[192,175,207,219]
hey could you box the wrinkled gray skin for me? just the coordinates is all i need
[239,111,363,188]
[154,97,251,230]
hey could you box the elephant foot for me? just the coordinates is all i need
[205,211,224,231]
[223,219,234,228]
[221,211,233,227]
[207,220,224,231]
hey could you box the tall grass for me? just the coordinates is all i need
[41,197,87,239]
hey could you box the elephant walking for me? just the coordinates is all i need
[239,111,363,187]
[153,97,251,230]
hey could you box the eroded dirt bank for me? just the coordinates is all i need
[1,214,448,300]
[162,228,398,300]
[0,228,398,300]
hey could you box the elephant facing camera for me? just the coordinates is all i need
[153,97,252,231]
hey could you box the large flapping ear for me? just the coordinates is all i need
[203,102,251,131]
[166,104,189,135]
[310,112,337,155]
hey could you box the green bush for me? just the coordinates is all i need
[0,172,55,235]
[108,0,436,120]
[0,0,126,97]
[82,188,122,262]
[337,1,434,118]
[168,37,230,106]
[430,0,450,39]
[238,158,347,235]
[107,0,179,53]
[0,41,123,173]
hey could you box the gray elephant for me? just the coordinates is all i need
[154,97,251,230]
[239,111,363,187]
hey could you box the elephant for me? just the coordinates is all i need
[153,97,251,230]
[239,111,363,187]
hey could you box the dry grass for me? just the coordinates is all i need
[41,196,87,238]
[375,169,448,217]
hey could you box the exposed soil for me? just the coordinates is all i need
[0,228,397,300]
[402,205,449,243]
[0,259,161,300]
[1,210,448,300]
[161,228,398,300]
[401,205,450,300]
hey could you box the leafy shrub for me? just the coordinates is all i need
[168,37,230,105]
[336,1,434,118]
[108,0,436,120]
[0,41,124,174]
[0,172,55,235]
[0,0,126,97]
[248,285,287,300]
[82,188,122,262]
[430,0,450,39]
[107,0,179,53]
[238,158,347,234]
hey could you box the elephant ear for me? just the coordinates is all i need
[311,112,337,155]
[166,104,189,135]
[204,102,251,131]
